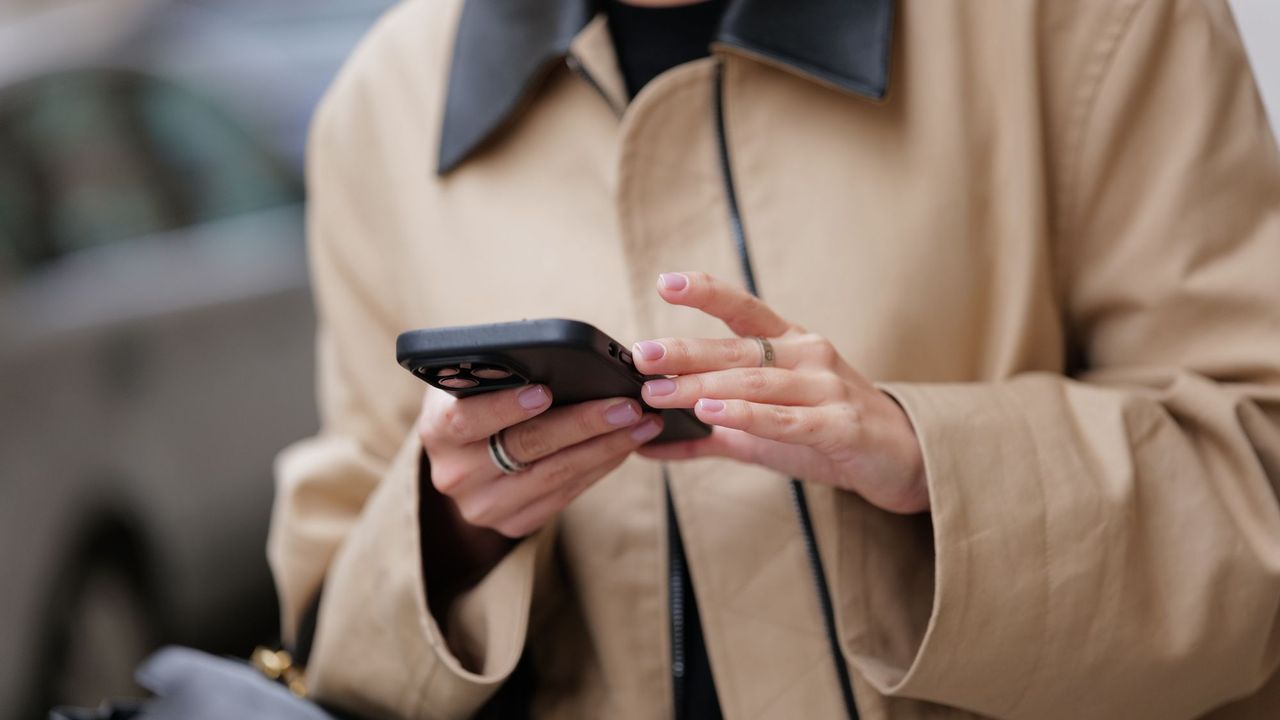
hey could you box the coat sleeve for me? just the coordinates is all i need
[265,19,553,718]
[854,1,1280,717]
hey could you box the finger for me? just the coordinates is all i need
[434,397,645,497]
[489,452,627,538]
[499,397,644,465]
[637,426,753,462]
[630,335,789,375]
[641,368,842,409]
[693,398,851,451]
[456,416,664,530]
[656,271,792,338]
[419,384,552,447]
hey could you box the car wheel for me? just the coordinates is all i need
[30,548,158,715]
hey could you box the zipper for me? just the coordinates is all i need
[568,54,690,719]
[665,475,687,720]
[568,53,853,718]
[712,60,861,720]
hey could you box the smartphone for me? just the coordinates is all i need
[396,318,711,443]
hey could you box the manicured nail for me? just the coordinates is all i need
[518,385,550,409]
[658,272,688,292]
[697,398,726,413]
[605,400,641,426]
[634,341,665,362]
[644,378,677,397]
[631,418,663,442]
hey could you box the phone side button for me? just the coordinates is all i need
[619,349,634,367]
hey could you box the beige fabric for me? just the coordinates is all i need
[267,0,1280,717]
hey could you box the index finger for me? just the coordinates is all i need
[655,271,792,338]
[420,383,553,447]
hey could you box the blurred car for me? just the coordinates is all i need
[0,0,393,717]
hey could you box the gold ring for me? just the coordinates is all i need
[755,336,775,368]
[488,430,530,474]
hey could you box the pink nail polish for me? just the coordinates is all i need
[634,341,665,362]
[697,398,726,413]
[605,400,641,426]
[658,272,688,292]
[645,378,677,397]
[631,418,663,442]
[517,385,549,409]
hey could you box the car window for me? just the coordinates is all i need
[0,69,300,272]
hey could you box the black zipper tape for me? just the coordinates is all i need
[712,60,860,720]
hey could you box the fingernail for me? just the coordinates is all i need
[518,385,550,410]
[697,398,726,413]
[658,272,688,292]
[631,418,663,442]
[644,378,677,397]
[605,400,641,426]
[634,341,665,362]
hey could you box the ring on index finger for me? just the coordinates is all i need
[754,336,776,368]
[488,430,531,475]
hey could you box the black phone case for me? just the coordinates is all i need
[396,318,711,443]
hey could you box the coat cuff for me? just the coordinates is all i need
[306,432,550,720]
[838,382,1051,713]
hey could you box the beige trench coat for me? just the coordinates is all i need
[268,0,1280,717]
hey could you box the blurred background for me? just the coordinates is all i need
[0,1,393,717]
[0,1,1275,719]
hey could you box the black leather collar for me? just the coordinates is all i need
[437,0,894,174]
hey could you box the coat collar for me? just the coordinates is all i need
[437,0,895,174]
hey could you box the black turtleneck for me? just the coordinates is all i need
[605,0,727,98]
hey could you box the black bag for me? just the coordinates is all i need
[50,646,344,720]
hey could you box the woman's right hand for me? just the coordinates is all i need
[418,384,664,541]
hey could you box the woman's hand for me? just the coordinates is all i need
[416,384,663,609]
[635,272,929,515]
[419,385,664,539]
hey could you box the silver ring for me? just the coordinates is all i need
[755,336,775,368]
[488,430,530,475]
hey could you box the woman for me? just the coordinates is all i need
[268,0,1280,717]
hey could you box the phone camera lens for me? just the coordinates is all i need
[439,377,478,389]
[472,367,512,380]
[435,367,460,377]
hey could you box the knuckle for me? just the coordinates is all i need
[820,373,849,401]
[771,405,797,430]
[799,333,838,366]
[506,423,550,461]
[742,368,770,392]
[495,517,532,539]
[842,402,865,435]
[801,417,823,437]
[493,523,522,540]
[666,337,690,362]
[573,406,603,436]
[417,416,435,448]
[541,461,578,493]
[440,403,471,442]
[554,475,583,503]
[681,374,704,399]
[430,462,466,495]
[733,293,758,320]
[722,339,746,366]
[457,498,493,528]
[418,400,446,447]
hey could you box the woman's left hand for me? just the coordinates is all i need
[634,271,930,515]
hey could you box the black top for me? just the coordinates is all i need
[604,3,726,718]
[605,0,727,97]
